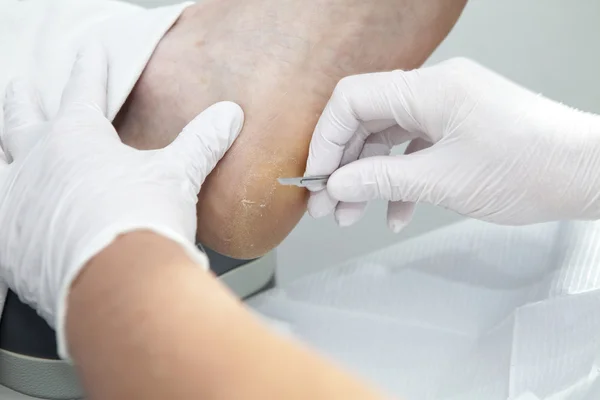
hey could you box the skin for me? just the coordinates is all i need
[67,231,392,400]
[114,0,468,259]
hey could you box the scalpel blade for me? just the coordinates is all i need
[277,175,330,188]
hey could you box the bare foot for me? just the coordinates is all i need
[114,0,466,258]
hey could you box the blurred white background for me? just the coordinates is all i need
[3,2,599,400]
[127,0,600,282]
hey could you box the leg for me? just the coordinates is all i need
[114,0,467,258]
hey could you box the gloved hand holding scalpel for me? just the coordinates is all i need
[305,58,600,230]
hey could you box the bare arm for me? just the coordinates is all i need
[66,231,389,400]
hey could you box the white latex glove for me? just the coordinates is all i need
[305,57,600,230]
[0,44,244,360]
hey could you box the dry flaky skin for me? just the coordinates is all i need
[114,0,467,259]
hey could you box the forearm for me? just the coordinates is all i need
[66,231,388,400]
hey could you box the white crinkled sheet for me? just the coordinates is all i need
[249,219,600,400]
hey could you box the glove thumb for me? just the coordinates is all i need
[164,101,244,193]
[327,150,452,207]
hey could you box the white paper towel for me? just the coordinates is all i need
[250,219,600,399]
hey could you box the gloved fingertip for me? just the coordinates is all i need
[335,213,359,228]
[334,201,367,227]
[388,219,409,233]
[388,206,415,233]
[387,201,416,233]
[307,206,331,219]
[305,181,327,192]
[307,191,337,218]
[203,101,245,137]
[70,45,103,84]
[172,102,245,185]
[327,169,368,202]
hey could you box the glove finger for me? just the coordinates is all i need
[362,119,398,134]
[387,201,416,233]
[360,125,414,158]
[305,121,378,194]
[405,138,431,154]
[335,125,411,223]
[327,147,450,206]
[337,123,371,169]
[334,201,368,227]
[305,71,411,178]
[385,137,432,232]
[307,189,338,219]
[338,119,397,167]
[164,101,244,193]
[2,78,46,161]
[309,119,398,205]
[333,125,410,227]
[59,41,108,119]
